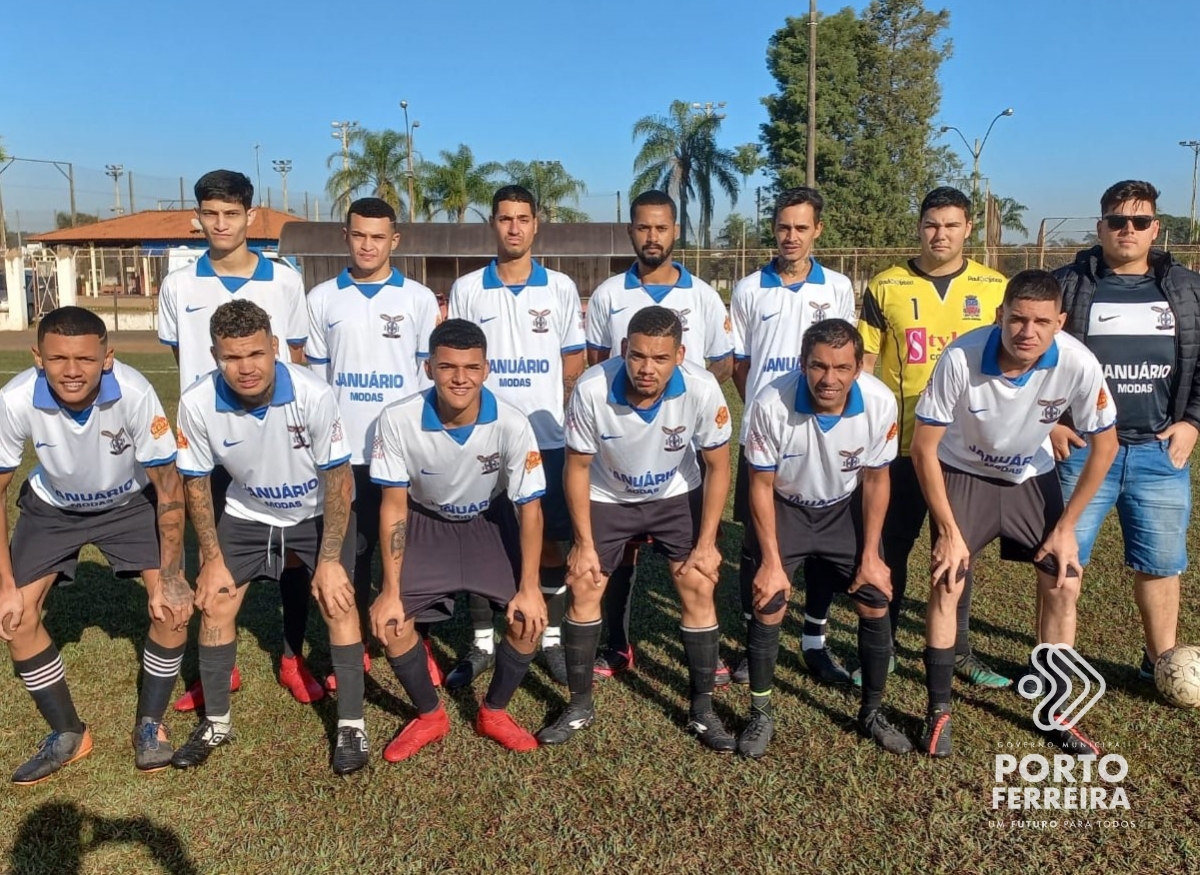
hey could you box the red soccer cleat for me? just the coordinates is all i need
[172,666,242,713]
[475,706,538,752]
[279,655,325,704]
[383,704,450,762]
[425,638,444,688]
[324,651,373,693]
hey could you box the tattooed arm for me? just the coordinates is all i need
[562,349,585,408]
[145,463,192,630]
[311,461,355,617]
[370,484,409,644]
[184,474,237,617]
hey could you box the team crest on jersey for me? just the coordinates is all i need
[662,425,687,452]
[525,450,542,473]
[529,309,551,333]
[288,424,311,450]
[963,295,981,320]
[331,418,344,444]
[102,428,131,455]
[176,430,190,450]
[1097,387,1109,411]
[1037,398,1068,424]
[724,313,732,334]
[886,421,898,441]
[809,301,830,322]
[715,406,730,428]
[371,434,384,460]
[150,416,171,440]
[1152,305,1175,331]
[673,309,691,331]
[748,429,767,454]
[380,313,405,338]
[839,447,864,471]
[478,452,501,474]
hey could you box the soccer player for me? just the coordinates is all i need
[171,301,366,774]
[446,185,585,688]
[305,196,440,687]
[910,270,1117,758]
[739,319,910,756]
[857,186,1010,688]
[730,186,856,686]
[0,307,187,782]
[538,306,734,751]
[368,319,549,758]
[585,190,734,680]
[158,169,319,709]
[1052,180,1200,682]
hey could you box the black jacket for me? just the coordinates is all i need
[1054,246,1200,431]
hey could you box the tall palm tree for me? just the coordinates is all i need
[324,128,410,219]
[996,196,1029,240]
[498,160,589,222]
[631,100,739,248]
[424,144,500,223]
[732,143,763,198]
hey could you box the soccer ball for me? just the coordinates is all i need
[1154,645,1200,708]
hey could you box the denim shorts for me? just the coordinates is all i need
[1057,438,1190,577]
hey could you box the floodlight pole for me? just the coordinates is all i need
[1181,140,1200,244]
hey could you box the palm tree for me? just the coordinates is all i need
[732,143,763,197]
[324,128,411,219]
[996,196,1029,240]
[631,100,739,248]
[498,160,589,222]
[424,145,499,223]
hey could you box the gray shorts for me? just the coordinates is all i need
[11,483,160,587]
[217,511,357,586]
[591,490,702,576]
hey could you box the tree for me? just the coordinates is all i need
[732,143,763,200]
[55,211,98,229]
[632,100,739,248]
[324,128,411,219]
[496,160,589,222]
[716,213,754,249]
[424,145,499,223]
[993,196,1028,241]
[1155,212,1194,246]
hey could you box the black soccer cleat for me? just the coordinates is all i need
[736,709,775,759]
[12,727,93,785]
[687,709,736,753]
[1043,715,1101,757]
[859,709,913,755]
[535,702,595,745]
[540,644,569,686]
[444,647,495,691]
[171,719,235,769]
[331,726,369,775]
[803,647,852,685]
[918,706,952,758]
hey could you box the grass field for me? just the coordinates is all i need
[0,346,1196,875]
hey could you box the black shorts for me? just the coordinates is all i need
[395,497,522,623]
[942,465,1065,570]
[217,511,357,586]
[732,444,750,524]
[352,464,382,557]
[882,456,926,547]
[11,483,160,587]
[591,490,702,576]
[540,447,571,542]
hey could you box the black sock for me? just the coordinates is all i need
[680,624,720,714]
[330,642,365,721]
[484,640,535,711]
[955,573,973,658]
[601,564,636,653]
[563,617,602,707]
[199,641,238,718]
[857,615,892,717]
[924,646,956,710]
[803,561,835,635]
[747,619,782,714]
[387,640,439,715]
[14,645,83,734]
[883,537,912,648]
[541,565,567,644]
[279,566,310,659]
[137,638,185,722]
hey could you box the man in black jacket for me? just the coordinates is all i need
[1052,179,1200,682]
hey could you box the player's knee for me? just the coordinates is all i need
[854,601,889,621]
[322,601,358,629]
[928,584,962,610]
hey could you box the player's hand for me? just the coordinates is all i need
[194,559,238,614]
[1035,525,1082,590]
[311,561,355,617]
[851,553,893,603]
[0,587,24,641]
[1050,424,1087,461]
[149,570,194,631]
[567,543,603,589]
[676,539,722,585]
[1157,421,1199,469]
[930,530,970,590]
[752,563,791,615]
[506,587,548,644]
[370,593,407,646]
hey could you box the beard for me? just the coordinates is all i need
[636,241,675,269]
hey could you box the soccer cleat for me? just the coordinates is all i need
[170,719,235,769]
[1044,715,1101,757]
[714,657,732,688]
[382,705,450,763]
[444,647,494,691]
[279,654,325,704]
[919,707,952,758]
[859,709,913,755]
[851,655,897,688]
[132,718,175,772]
[687,709,736,753]
[736,709,775,759]
[802,648,852,685]
[540,644,569,686]
[331,726,370,775]
[324,651,373,693]
[476,706,539,752]
[730,656,750,686]
[172,666,242,713]
[954,653,1012,688]
[593,646,635,679]
[535,702,596,745]
[1137,650,1155,683]
[12,727,93,785]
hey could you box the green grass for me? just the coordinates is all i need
[0,350,1197,875]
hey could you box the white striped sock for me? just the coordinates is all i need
[143,648,184,679]
[20,656,65,693]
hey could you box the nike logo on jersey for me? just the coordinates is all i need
[185,305,207,313]
[480,316,497,324]
[420,468,441,475]
[609,306,628,315]
[782,452,805,459]
[600,434,623,441]
[1098,315,1120,322]
[223,439,243,448]
[34,441,55,448]
[967,407,988,414]
[761,312,781,322]
[327,320,343,329]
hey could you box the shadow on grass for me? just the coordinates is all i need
[9,801,200,875]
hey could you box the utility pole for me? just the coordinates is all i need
[1180,140,1200,244]
[128,171,135,214]
[807,0,817,186]
[272,159,293,213]
[331,120,359,217]
[254,144,263,206]
[616,191,622,223]
[105,164,124,215]
[400,101,420,223]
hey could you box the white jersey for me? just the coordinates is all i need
[370,388,546,522]
[745,371,897,508]
[448,259,585,450]
[566,358,731,504]
[732,259,856,442]
[915,326,1116,483]
[158,253,309,393]
[0,361,176,511]
[586,262,733,368]
[176,363,351,526]
[306,268,440,465]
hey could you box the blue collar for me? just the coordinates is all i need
[980,326,1060,386]
[420,387,498,445]
[197,252,273,293]
[33,368,122,412]
[482,259,548,291]
[794,377,865,418]
[214,362,295,416]
[607,364,686,422]
[624,262,694,302]
[335,267,405,298]
[761,258,826,289]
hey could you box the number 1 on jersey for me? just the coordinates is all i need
[911,297,919,320]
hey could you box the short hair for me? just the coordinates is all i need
[919,187,972,221]
[630,190,677,223]
[627,305,682,346]
[774,186,824,224]
[492,185,537,217]
[1100,180,1159,215]
[37,306,107,346]
[1003,269,1062,307]
[347,197,396,224]
[194,170,254,210]
[801,318,863,366]
[429,318,487,356]
[210,299,272,342]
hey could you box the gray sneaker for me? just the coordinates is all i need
[133,718,175,772]
[858,709,913,755]
[12,726,93,785]
[736,709,775,759]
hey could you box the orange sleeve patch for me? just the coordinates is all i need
[886,421,898,441]
[150,415,171,440]
[723,314,732,334]
[525,450,542,473]
[715,406,730,428]
[175,430,190,450]
[1097,387,1108,410]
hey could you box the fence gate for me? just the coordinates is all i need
[29,253,59,319]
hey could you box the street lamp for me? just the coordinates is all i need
[271,159,293,214]
[939,107,1014,217]
[400,100,420,223]
[105,164,125,215]
[1180,140,1200,244]
[254,144,263,206]
[691,101,727,120]
[331,121,359,217]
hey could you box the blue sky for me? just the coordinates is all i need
[4,0,1199,240]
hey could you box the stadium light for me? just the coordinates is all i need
[1180,140,1200,244]
[939,108,1014,223]
[400,100,420,223]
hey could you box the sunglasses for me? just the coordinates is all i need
[1102,214,1154,231]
